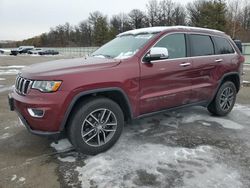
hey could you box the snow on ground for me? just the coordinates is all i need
[58,156,76,163]
[76,141,242,188]
[52,105,250,188]
[0,86,14,93]
[0,133,12,140]
[182,114,244,130]
[50,138,73,152]
[0,65,25,76]
[0,65,25,69]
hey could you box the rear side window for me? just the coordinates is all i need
[154,33,186,59]
[189,34,214,56]
[214,37,235,54]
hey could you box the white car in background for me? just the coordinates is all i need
[27,48,43,55]
[0,48,11,55]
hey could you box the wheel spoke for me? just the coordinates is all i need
[90,114,99,123]
[82,128,95,138]
[104,111,112,123]
[221,93,226,98]
[106,123,117,126]
[222,101,227,109]
[101,129,106,143]
[103,128,116,132]
[97,133,101,145]
[86,132,97,143]
[100,109,106,122]
[85,119,95,127]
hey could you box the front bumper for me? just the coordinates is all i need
[8,90,67,137]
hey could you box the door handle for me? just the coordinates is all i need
[180,62,191,67]
[215,59,223,63]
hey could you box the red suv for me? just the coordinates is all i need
[8,26,245,154]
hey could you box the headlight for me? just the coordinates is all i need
[31,81,62,92]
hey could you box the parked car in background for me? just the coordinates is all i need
[0,48,12,55]
[10,46,34,55]
[38,49,59,55]
[27,48,42,55]
[9,26,244,155]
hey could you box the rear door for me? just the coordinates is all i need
[188,34,219,103]
[139,33,193,115]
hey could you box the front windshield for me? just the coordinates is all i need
[92,33,156,59]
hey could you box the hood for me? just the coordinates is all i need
[21,57,121,79]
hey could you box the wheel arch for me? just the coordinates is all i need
[220,72,240,92]
[209,72,240,106]
[60,87,133,131]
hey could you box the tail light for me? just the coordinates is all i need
[239,55,245,64]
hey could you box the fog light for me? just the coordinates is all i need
[27,108,44,118]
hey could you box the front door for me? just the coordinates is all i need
[139,33,193,115]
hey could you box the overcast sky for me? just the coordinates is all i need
[0,0,190,41]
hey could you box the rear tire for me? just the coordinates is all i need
[207,81,236,116]
[67,97,124,155]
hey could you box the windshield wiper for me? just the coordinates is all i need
[92,54,113,59]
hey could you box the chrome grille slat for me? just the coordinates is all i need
[22,80,26,94]
[15,76,32,95]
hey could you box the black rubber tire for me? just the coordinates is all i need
[67,97,124,155]
[207,81,237,116]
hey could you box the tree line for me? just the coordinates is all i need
[2,0,250,48]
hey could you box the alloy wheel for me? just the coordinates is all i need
[81,108,117,147]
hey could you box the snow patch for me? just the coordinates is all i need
[0,69,20,75]
[0,65,25,69]
[0,133,11,139]
[0,78,6,81]
[18,177,25,182]
[76,141,241,188]
[58,156,76,163]
[234,104,250,117]
[11,175,17,181]
[183,114,244,130]
[50,139,73,152]
[0,86,13,93]
[4,127,10,130]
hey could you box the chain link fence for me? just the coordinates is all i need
[243,43,250,64]
[45,47,99,57]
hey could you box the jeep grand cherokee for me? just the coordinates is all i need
[8,26,245,154]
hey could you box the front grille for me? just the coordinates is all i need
[15,76,33,95]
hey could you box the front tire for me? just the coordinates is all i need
[68,97,124,155]
[208,81,237,116]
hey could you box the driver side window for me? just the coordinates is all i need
[155,33,186,59]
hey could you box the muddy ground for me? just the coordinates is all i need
[0,55,250,188]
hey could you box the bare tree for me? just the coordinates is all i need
[128,9,148,29]
[227,0,242,38]
[172,4,186,25]
[146,0,160,26]
[159,0,175,25]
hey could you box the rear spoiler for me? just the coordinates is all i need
[233,39,243,53]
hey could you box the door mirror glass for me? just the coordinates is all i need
[144,47,169,62]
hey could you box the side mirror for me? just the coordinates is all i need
[143,47,169,62]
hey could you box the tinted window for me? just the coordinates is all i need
[155,33,186,59]
[214,37,235,54]
[190,34,214,56]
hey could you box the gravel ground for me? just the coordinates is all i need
[0,55,250,188]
